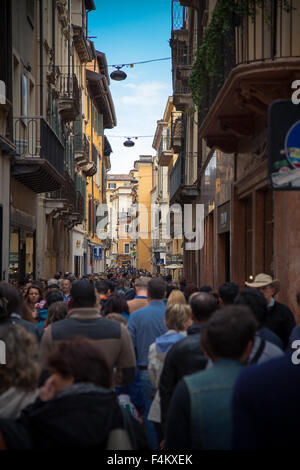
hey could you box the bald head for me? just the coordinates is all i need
[189,292,217,323]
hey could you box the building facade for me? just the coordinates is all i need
[106,174,137,268]
[134,155,154,272]
[0,0,15,281]
[172,0,300,315]
[0,0,116,283]
[152,96,183,277]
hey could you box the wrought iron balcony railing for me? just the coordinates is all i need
[57,73,80,122]
[14,116,64,176]
[171,0,186,31]
[236,2,300,65]
[193,3,299,127]
[47,171,76,206]
[74,131,88,154]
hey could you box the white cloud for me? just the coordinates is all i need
[106,78,172,173]
[120,81,170,107]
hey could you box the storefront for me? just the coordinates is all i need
[72,228,85,278]
[87,242,104,274]
[9,227,35,282]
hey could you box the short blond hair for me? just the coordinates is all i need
[165,304,192,331]
[167,289,186,306]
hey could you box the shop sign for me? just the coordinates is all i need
[268,99,300,190]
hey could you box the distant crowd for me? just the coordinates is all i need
[0,268,300,450]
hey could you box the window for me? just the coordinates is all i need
[21,74,28,118]
[109,183,116,189]
[125,224,129,233]
[124,243,130,254]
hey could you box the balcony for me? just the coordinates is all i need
[173,77,193,112]
[74,132,89,166]
[45,172,84,226]
[158,135,173,166]
[171,0,194,113]
[82,142,97,177]
[82,161,97,177]
[171,111,184,153]
[170,28,192,78]
[195,3,300,153]
[171,0,186,31]
[12,117,64,193]
[57,74,80,123]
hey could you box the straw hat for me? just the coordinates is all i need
[245,273,280,295]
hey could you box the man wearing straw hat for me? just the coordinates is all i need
[245,273,295,349]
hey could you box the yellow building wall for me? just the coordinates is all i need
[137,164,153,271]
[85,96,103,244]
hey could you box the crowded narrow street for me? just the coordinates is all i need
[0,0,300,456]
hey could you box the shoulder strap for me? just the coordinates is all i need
[249,338,266,365]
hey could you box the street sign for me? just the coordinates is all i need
[268,99,300,190]
[93,246,102,260]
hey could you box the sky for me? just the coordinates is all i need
[88,0,173,174]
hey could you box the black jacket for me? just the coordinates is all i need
[264,301,295,349]
[159,324,207,430]
[0,387,146,450]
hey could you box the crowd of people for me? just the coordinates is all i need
[0,267,299,450]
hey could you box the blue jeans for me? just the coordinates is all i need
[139,369,159,450]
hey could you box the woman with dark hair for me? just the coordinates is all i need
[103,294,130,322]
[0,338,146,450]
[0,282,41,341]
[24,285,44,324]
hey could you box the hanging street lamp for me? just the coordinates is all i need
[123,137,135,147]
[110,66,127,81]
